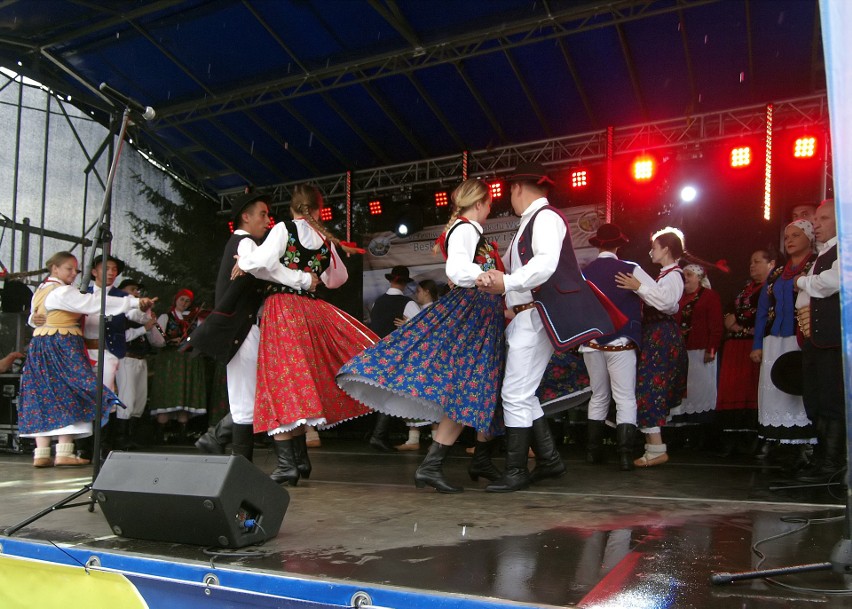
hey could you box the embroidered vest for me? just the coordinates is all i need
[582,257,642,346]
[87,285,128,358]
[32,282,82,337]
[809,244,840,348]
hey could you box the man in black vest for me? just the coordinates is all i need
[794,199,845,483]
[367,265,420,451]
[189,192,270,461]
[477,162,617,492]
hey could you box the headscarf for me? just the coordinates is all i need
[786,219,815,243]
[683,264,711,289]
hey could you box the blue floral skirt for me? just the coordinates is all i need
[17,333,117,435]
[337,287,504,434]
[537,349,591,416]
[636,318,687,428]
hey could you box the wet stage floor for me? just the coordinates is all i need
[2,439,852,608]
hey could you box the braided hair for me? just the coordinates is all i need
[289,183,362,255]
[432,179,492,255]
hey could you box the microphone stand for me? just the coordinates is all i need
[4,107,133,535]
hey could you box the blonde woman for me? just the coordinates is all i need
[338,179,505,493]
[17,252,155,467]
[236,183,377,486]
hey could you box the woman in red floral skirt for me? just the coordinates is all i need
[237,184,377,486]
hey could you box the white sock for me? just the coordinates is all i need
[406,428,420,444]
[645,443,667,456]
[34,447,51,459]
[55,442,75,457]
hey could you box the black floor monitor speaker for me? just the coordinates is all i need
[93,452,289,548]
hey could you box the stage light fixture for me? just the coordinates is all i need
[320,207,333,222]
[793,136,816,158]
[632,156,655,182]
[393,204,424,238]
[571,170,588,188]
[730,146,751,168]
[228,220,235,233]
[435,191,449,207]
[369,200,383,216]
[267,216,276,229]
[680,186,698,203]
[490,181,503,199]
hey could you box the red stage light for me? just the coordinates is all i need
[369,200,383,216]
[435,191,449,207]
[793,136,816,158]
[228,220,234,233]
[571,170,588,188]
[632,156,655,182]
[490,181,503,199]
[730,146,751,168]
[267,216,276,229]
[320,208,332,222]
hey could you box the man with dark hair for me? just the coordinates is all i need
[794,199,844,483]
[477,162,619,492]
[366,265,420,451]
[189,192,270,462]
[115,278,163,448]
[82,254,154,454]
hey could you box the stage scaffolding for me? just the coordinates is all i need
[218,93,831,213]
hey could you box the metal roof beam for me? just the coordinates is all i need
[556,38,597,128]
[453,61,506,144]
[276,101,350,168]
[368,0,423,49]
[156,0,721,125]
[677,8,699,112]
[244,109,322,178]
[360,80,429,158]
[319,93,393,165]
[406,72,466,151]
[503,49,552,137]
[614,20,647,121]
[43,0,182,48]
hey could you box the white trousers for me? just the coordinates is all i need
[88,348,119,392]
[582,349,638,425]
[501,310,552,428]
[116,356,148,420]
[227,325,260,425]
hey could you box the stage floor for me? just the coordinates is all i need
[2,439,851,608]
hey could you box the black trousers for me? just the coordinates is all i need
[802,341,845,422]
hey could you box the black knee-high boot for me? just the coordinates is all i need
[270,439,300,486]
[586,419,606,464]
[230,423,254,463]
[529,417,566,482]
[468,439,502,482]
[486,427,532,493]
[616,423,637,471]
[415,442,463,493]
[292,433,312,479]
[196,413,234,454]
[369,413,396,452]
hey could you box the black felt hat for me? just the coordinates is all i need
[231,191,269,224]
[506,161,555,186]
[590,223,630,248]
[384,265,411,283]
[117,278,144,291]
[770,350,803,396]
[91,254,125,276]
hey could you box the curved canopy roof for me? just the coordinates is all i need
[0,0,825,196]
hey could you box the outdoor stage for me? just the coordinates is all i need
[1,439,851,608]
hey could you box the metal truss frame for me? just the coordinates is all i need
[220,93,830,212]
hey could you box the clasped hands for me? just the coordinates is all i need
[475,269,505,295]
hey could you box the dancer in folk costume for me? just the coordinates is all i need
[149,288,209,442]
[477,163,623,493]
[338,179,505,493]
[18,251,155,467]
[715,248,776,456]
[237,183,377,486]
[751,220,816,462]
[615,227,690,467]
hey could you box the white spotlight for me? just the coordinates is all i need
[680,186,698,203]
